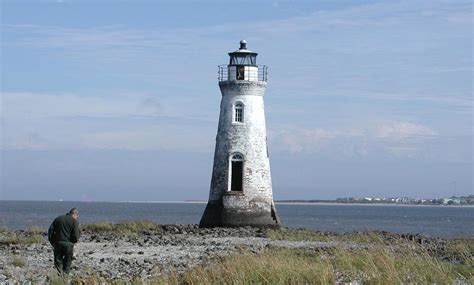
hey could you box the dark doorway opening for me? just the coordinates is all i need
[231,161,243,191]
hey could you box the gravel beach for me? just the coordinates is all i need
[0,224,349,283]
[1,224,470,284]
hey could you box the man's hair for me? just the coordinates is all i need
[69,208,78,215]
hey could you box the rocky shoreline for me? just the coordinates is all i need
[0,224,470,284]
[0,224,347,283]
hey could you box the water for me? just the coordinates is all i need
[1,201,473,238]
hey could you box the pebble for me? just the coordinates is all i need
[0,224,452,283]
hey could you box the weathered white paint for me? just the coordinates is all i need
[200,52,280,227]
[210,80,271,199]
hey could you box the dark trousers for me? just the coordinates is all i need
[53,242,73,274]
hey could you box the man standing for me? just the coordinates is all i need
[48,208,80,275]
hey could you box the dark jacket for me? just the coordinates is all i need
[48,213,80,246]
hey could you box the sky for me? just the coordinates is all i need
[0,0,472,201]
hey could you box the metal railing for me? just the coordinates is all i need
[218,65,268,82]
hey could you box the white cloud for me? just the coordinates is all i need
[270,121,438,158]
[373,122,438,139]
[1,0,469,158]
[4,90,439,155]
[3,0,470,57]
[1,91,215,151]
[0,91,207,120]
[275,128,344,153]
[80,129,210,151]
[3,133,49,150]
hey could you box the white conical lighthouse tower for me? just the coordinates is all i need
[200,40,280,228]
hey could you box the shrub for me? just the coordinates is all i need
[265,228,334,242]
[82,222,114,232]
[82,220,160,235]
[26,225,44,235]
[154,242,472,284]
[11,255,26,267]
[0,231,19,245]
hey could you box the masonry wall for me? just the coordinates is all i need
[200,80,280,228]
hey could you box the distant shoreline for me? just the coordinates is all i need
[1,200,473,207]
[275,202,474,207]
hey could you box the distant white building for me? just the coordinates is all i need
[451,197,461,204]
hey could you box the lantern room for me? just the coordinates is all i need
[228,40,257,66]
[218,40,267,82]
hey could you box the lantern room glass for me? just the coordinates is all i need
[229,54,257,66]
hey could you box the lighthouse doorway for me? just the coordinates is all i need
[237,66,245,80]
[230,153,244,191]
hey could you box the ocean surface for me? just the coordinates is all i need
[1,201,473,238]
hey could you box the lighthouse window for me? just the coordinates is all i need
[230,153,244,191]
[234,103,244,122]
[230,54,257,66]
[232,153,244,160]
[237,66,245,80]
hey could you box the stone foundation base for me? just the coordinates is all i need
[199,200,280,228]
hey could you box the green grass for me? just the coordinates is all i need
[328,245,459,283]
[0,226,45,245]
[81,222,115,232]
[25,225,45,244]
[3,225,472,284]
[146,229,473,284]
[48,274,147,285]
[176,248,333,284]
[11,255,26,267]
[265,228,338,242]
[25,225,44,235]
[153,242,473,284]
[442,238,474,278]
[82,220,161,235]
[0,230,20,245]
[49,275,106,285]
[265,228,402,244]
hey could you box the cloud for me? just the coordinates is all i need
[1,91,215,151]
[270,121,439,158]
[373,122,438,139]
[1,0,470,158]
[4,90,440,156]
[139,97,163,116]
[307,91,472,110]
[1,91,199,120]
[3,133,49,150]
[1,90,462,161]
[275,128,344,153]
[3,0,470,56]
[2,23,216,65]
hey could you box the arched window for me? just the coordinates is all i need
[234,102,244,123]
[232,153,244,160]
[230,153,244,191]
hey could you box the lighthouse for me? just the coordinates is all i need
[199,40,280,228]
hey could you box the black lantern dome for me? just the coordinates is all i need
[228,40,258,66]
